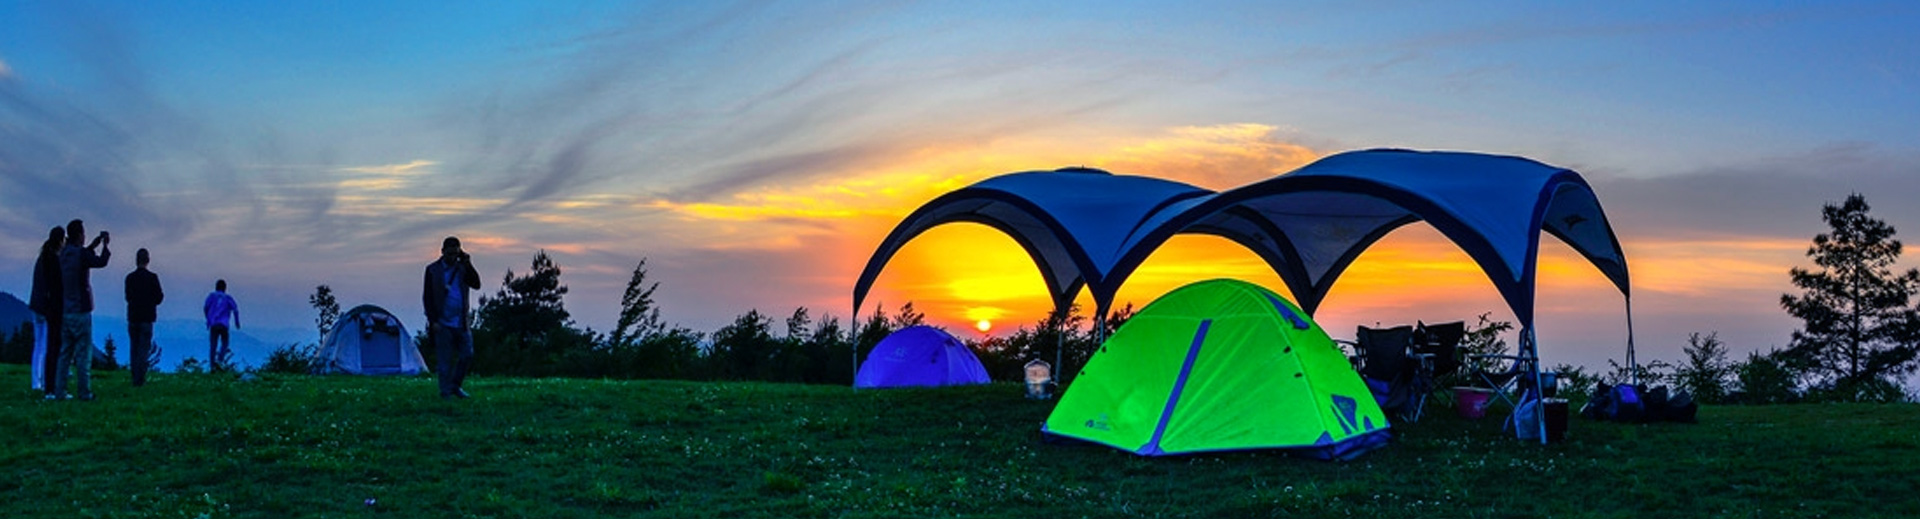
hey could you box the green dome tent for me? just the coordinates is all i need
[1043,279,1389,460]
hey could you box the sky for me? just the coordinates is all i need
[3,1,1919,373]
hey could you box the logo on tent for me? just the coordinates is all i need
[1562,213,1588,230]
[1085,414,1112,431]
[1330,394,1361,435]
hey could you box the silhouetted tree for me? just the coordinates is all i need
[804,314,852,384]
[1732,348,1802,404]
[309,284,340,339]
[1781,194,1920,400]
[0,323,32,365]
[609,259,665,348]
[472,250,596,377]
[1673,332,1733,403]
[478,250,573,345]
[709,309,777,380]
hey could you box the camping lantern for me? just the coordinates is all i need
[1024,359,1054,399]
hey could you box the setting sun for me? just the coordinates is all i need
[975,319,993,332]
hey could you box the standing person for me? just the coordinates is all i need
[58,219,111,401]
[30,226,65,398]
[423,236,480,399]
[202,279,239,372]
[124,249,164,387]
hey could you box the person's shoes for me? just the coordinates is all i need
[453,389,471,399]
[77,394,95,401]
[43,393,57,401]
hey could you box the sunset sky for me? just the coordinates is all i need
[4,1,1919,371]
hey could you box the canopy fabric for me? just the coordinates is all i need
[1114,149,1630,326]
[850,167,1212,317]
[853,148,1631,331]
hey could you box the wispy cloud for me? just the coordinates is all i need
[337,160,438,176]
[0,58,13,80]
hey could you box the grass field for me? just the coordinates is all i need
[3,365,1916,518]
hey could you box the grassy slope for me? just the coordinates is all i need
[2,365,1916,519]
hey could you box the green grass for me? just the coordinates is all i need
[4,365,1916,519]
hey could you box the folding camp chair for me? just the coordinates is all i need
[1411,320,1465,408]
[1466,350,1557,434]
[1413,321,1465,381]
[1343,325,1433,422]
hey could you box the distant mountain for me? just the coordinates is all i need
[91,316,295,372]
[0,292,33,334]
[1,291,343,372]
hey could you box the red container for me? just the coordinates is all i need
[1453,387,1494,419]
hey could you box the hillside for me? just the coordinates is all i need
[5,366,1917,518]
[0,292,30,334]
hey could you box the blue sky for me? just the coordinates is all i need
[4,1,1919,371]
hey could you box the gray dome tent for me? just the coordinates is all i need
[317,304,428,375]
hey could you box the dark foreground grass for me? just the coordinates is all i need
[3,365,1916,519]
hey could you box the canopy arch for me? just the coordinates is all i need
[850,167,1213,319]
[1106,149,1631,329]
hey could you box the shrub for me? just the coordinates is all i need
[1550,363,1598,400]
[261,343,324,374]
[1673,332,1733,403]
[1731,348,1800,404]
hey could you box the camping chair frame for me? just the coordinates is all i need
[1338,326,1437,423]
[1467,328,1553,443]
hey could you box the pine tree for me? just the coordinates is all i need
[1780,194,1920,398]
[478,250,572,345]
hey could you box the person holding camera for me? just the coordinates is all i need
[57,219,111,401]
[423,236,481,399]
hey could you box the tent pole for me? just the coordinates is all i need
[1625,298,1638,387]
[1527,325,1547,445]
[1055,310,1064,385]
[1095,310,1108,344]
[850,308,859,388]
[1053,305,1067,385]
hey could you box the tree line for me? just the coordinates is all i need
[268,254,1128,386]
[251,193,1919,402]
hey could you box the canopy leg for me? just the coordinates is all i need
[1525,326,1547,445]
[850,309,860,388]
[1625,298,1638,387]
